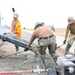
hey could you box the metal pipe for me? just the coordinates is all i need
[0,65,48,74]
[0,69,48,74]
[0,70,32,74]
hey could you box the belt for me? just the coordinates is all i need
[39,35,54,40]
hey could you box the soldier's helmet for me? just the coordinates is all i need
[34,22,45,29]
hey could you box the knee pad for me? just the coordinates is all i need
[67,43,71,48]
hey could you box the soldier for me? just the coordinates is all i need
[24,22,58,68]
[63,16,75,55]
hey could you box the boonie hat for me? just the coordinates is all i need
[68,16,74,24]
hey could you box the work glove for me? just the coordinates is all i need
[63,40,66,44]
[24,47,29,51]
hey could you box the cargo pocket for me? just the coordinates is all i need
[38,39,47,46]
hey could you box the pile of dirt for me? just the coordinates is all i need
[56,48,74,56]
[0,50,55,75]
[0,29,73,75]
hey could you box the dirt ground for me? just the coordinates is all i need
[0,29,73,75]
[0,41,56,75]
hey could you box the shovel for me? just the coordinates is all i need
[57,35,75,49]
[5,50,24,57]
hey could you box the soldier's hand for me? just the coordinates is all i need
[63,40,66,44]
[24,48,29,51]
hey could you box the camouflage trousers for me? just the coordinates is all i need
[31,35,57,58]
[38,36,57,58]
[37,36,58,68]
[31,35,58,68]
[64,33,75,55]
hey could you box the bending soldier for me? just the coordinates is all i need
[24,22,58,68]
[63,16,75,55]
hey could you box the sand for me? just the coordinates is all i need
[0,28,72,75]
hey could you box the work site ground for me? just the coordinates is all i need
[0,29,74,75]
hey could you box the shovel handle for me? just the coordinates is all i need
[57,43,64,49]
[57,35,75,49]
[67,35,75,42]
[6,50,24,57]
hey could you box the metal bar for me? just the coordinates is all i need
[0,70,32,74]
[0,68,48,74]
[0,33,36,48]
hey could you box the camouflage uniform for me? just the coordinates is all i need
[38,36,57,55]
[37,35,57,68]
[64,23,75,55]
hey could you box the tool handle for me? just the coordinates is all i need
[57,35,75,49]
[6,50,24,57]
[67,35,75,42]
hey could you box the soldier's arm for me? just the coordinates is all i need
[65,25,70,40]
[27,31,36,48]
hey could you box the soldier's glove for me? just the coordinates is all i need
[24,48,29,51]
[63,40,66,44]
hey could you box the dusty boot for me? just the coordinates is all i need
[64,44,71,55]
[40,55,47,69]
[50,52,58,66]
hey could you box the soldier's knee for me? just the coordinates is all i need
[67,43,71,48]
[55,44,57,50]
[39,51,46,55]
